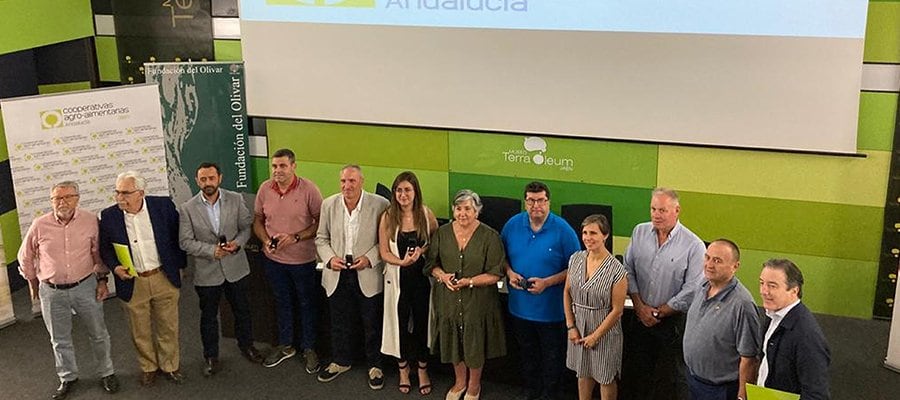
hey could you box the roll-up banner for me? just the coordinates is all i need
[0,84,170,307]
[886,260,900,373]
[145,61,252,204]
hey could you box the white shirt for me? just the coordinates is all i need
[123,198,162,273]
[342,194,363,257]
[757,299,802,386]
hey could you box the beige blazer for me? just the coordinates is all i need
[316,191,389,297]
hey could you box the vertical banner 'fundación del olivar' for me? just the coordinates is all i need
[145,61,251,205]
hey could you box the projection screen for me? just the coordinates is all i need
[240,0,869,154]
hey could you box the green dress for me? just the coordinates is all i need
[424,222,507,368]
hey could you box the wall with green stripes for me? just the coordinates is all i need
[260,2,900,319]
[29,0,900,318]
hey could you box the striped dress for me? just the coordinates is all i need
[565,251,627,384]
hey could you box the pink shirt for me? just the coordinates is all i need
[255,176,323,264]
[17,208,107,284]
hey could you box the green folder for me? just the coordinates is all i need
[747,384,800,400]
[112,243,137,277]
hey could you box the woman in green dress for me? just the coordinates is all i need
[425,189,506,400]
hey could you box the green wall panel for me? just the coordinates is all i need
[735,249,877,319]
[679,191,883,262]
[864,2,900,63]
[250,156,269,191]
[37,82,91,95]
[449,173,652,237]
[0,0,93,55]
[858,92,898,152]
[214,39,242,61]
[267,120,449,171]
[449,131,658,189]
[658,146,890,208]
[0,211,22,265]
[94,36,120,83]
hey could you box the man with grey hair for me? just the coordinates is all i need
[622,188,705,400]
[19,181,119,399]
[99,171,186,387]
[316,165,389,388]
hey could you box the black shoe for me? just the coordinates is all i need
[161,369,185,384]
[100,374,120,394]
[52,379,77,400]
[203,358,220,377]
[240,346,264,364]
[263,345,296,368]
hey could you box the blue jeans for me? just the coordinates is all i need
[263,258,318,350]
[329,269,383,368]
[511,315,567,400]
[195,276,253,358]
[686,373,738,400]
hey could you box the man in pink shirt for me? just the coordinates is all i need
[18,181,119,400]
[253,148,324,372]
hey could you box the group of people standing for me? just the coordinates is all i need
[17,147,831,400]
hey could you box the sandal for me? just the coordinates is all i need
[417,361,432,396]
[398,361,411,394]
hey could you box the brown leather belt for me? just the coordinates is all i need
[137,268,161,278]
[44,274,92,290]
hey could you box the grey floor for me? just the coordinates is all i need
[1,280,898,400]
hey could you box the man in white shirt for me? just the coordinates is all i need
[757,259,830,400]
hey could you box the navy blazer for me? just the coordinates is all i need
[99,196,186,302]
[761,302,831,400]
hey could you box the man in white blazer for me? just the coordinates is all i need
[315,165,389,389]
[178,163,264,376]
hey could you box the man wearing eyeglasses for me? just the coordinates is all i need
[501,181,580,400]
[18,181,120,400]
[98,171,186,387]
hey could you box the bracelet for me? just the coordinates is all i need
[97,275,109,282]
[567,326,576,331]
[468,279,474,289]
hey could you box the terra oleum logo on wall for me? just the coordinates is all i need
[502,136,574,172]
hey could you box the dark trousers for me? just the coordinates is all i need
[621,312,689,400]
[195,276,253,359]
[685,374,737,400]
[263,259,318,350]
[330,269,383,368]
[511,316,567,400]
[397,268,430,363]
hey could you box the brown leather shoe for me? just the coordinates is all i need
[139,371,156,387]
[203,358,220,377]
[241,346,264,364]
[161,369,185,384]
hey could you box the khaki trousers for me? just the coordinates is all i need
[122,270,180,373]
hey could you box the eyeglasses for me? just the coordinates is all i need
[525,198,548,206]
[50,194,79,203]
[113,190,140,197]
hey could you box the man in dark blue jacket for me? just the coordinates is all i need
[99,171,186,387]
[757,259,830,400]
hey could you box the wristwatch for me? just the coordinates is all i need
[97,274,109,283]
[294,233,302,241]
[652,311,660,318]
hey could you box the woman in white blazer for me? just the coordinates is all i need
[379,171,438,395]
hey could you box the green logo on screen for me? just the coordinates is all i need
[40,110,64,129]
[269,0,376,7]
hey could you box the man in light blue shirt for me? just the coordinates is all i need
[502,181,581,400]
[621,188,705,400]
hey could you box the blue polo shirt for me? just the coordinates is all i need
[501,211,581,322]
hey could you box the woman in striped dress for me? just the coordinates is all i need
[564,214,628,400]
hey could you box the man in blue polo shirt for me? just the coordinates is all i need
[501,181,581,400]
